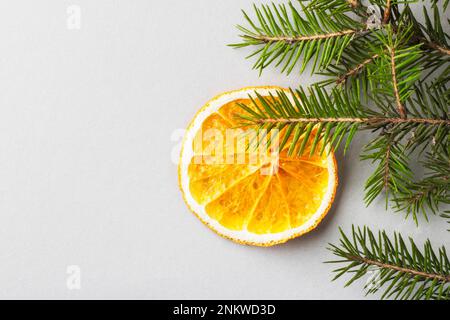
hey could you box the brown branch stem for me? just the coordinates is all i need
[337,54,380,85]
[383,0,391,24]
[250,29,361,43]
[423,39,450,56]
[384,137,393,191]
[410,184,438,203]
[347,255,450,283]
[348,0,359,8]
[389,47,407,119]
[256,117,450,126]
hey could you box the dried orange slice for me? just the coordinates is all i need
[178,87,338,246]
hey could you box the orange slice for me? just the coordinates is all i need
[178,87,338,246]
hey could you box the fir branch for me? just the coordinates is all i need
[367,25,423,117]
[237,86,449,158]
[393,177,449,222]
[384,0,392,24]
[327,225,450,300]
[350,256,449,282]
[401,4,450,80]
[303,0,364,13]
[232,1,450,228]
[419,5,450,56]
[361,81,449,207]
[251,29,359,43]
[306,0,359,9]
[318,35,383,90]
[389,46,407,118]
[361,134,413,206]
[336,54,380,86]
[256,116,450,126]
[424,39,450,56]
[237,86,367,155]
[404,82,449,153]
[230,2,366,75]
[393,150,450,223]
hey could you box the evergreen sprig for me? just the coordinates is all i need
[230,0,449,300]
[233,0,450,300]
[327,225,450,300]
[318,35,380,89]
[393,149,450,223]
[232,0,450,226]
[420,5,449,55]
[237,84,449,206]
[366,24,423,118]
[403,5,450,79]
[230,2,366,75]
[301,0,368,15]
[403,82,449,153]
[238,86,368,155]
[361,133,413,206]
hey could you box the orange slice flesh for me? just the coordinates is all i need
[178,87,338,246]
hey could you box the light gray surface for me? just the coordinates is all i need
[0,0,447,300]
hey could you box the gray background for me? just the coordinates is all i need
[0,0,447,299]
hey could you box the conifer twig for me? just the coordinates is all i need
[255,116,450,126]
[250,29,363,43]
[237,81,448,208]
[231,0,450,301]
[230,2,366,75]
[423,39,450,56]
[383,0,392,24]
[327,226,450,300]
[389,47,407,118]
[393,149,450,224]
[347,255,450,283]
[383,137,393,193]
[336,54,380,85]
